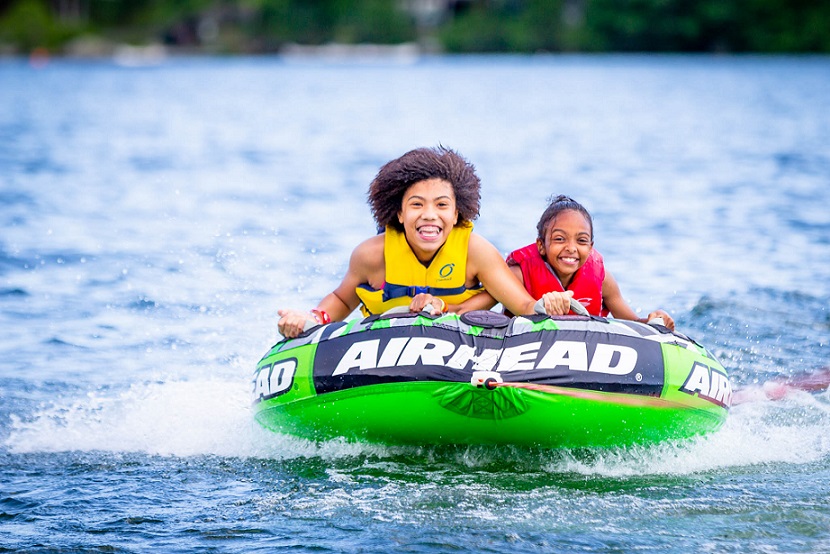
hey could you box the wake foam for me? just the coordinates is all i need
[5,378,829,475]
[4,377,395,461]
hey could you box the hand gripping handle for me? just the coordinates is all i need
[533,296,590,316]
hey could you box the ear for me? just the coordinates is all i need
[536,238,545,257]
[397,210,403,225]
[453,210,459,226]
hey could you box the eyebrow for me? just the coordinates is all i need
[405,194,453,201]
[549,228,591,236]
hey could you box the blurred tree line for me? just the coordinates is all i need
[1,0,828,55]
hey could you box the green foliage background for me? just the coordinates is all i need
[1,0,828,54]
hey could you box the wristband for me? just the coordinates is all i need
[434,298,446,313]
[310,309,331,324]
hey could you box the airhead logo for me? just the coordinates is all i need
[251,359,297,403]
[680,362,732,408]
[330,337,639,377]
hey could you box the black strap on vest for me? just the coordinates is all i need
[380,282,483,302]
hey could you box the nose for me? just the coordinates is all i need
[422,203,437,219]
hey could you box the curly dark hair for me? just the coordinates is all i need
[536,195,594,241]
[368,146,481,232]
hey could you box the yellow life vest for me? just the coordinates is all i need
[356,223,484,316]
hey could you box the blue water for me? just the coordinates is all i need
[2,54,829,552]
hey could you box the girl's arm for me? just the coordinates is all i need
[447,262,526,314]
[277,236,381,338]
[447,290,498,315]
[602,271,675,330]
[467,234,571,316]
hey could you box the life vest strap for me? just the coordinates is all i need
[381,282,482,302]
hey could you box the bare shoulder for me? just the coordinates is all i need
[348,234,385,278]
[468,232,502,264]
[466,232,510,286]
[602,270,622,295]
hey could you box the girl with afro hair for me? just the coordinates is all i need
[277,146,572,337]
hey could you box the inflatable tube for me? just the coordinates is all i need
[252,311,731,448]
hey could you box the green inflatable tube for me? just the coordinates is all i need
[252,311,731,448]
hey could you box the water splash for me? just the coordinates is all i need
[5,377,829,475]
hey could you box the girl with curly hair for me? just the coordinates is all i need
[277,147,572,338]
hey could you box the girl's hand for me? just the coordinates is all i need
[538,290,574,315]
[277,308,318,338]
[647,309,675,331]
[410,293,446,315]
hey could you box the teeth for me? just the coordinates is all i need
[419,226,441,237]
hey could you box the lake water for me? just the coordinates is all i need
[1,54,829,552]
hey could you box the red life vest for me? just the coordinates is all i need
[506,243,608,316]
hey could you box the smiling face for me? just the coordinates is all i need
[537,209,593,288]
[397,178,459,264]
